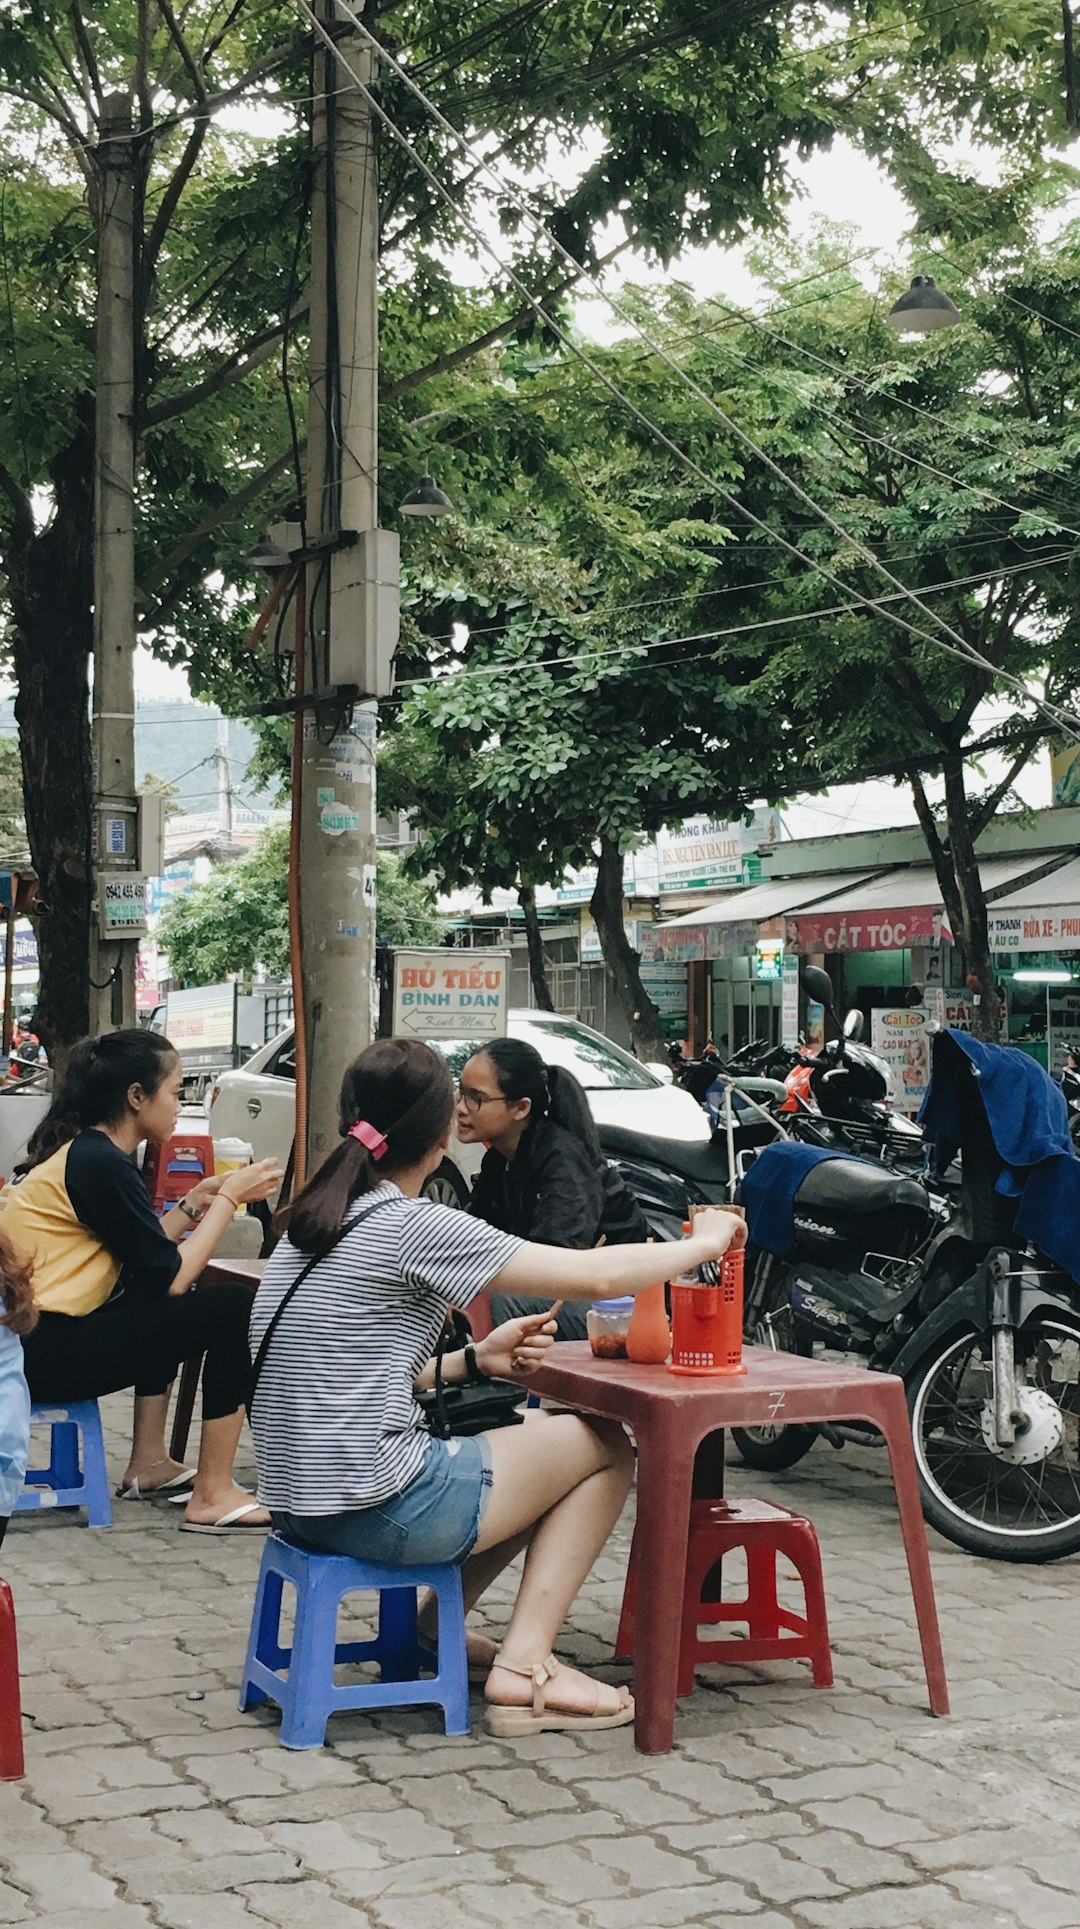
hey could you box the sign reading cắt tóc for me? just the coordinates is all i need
[786,906,953,954]
[392,948,509,1039]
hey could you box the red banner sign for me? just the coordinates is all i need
[787,906,952,954]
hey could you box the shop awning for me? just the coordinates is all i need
[790,855,1068,955]
[659,871,884,931]
[987,854,1080,954]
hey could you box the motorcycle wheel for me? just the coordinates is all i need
[730,1257,819,1473]
[907,1318,1080,1563]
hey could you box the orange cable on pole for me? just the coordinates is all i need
[289,574,308,1193]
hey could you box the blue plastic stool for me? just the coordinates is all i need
[15,1400,113,1527]
[239,1534,470,1748]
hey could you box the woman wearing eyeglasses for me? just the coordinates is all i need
[457,1037,649,1341]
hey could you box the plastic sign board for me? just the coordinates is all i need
[392,948,509,1039]
[99,875,149,938]
[871,1008,933,1112]
[164,984,237,1052]
[989,907,1080,952]
[781,953,800,1045]
[788,906,952,954]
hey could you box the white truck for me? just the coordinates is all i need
[151,982,293,1103]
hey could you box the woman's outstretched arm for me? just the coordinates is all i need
[488,1207,745,1304]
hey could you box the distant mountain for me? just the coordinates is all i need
[0,697,274,820]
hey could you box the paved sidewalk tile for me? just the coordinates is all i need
[5,1398,1080,1929]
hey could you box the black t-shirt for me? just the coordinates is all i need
[66,1130,183,1296]
[468,1117,648,1250]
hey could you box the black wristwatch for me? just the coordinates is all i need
[463,1342,488,1384]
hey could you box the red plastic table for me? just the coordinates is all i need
[513,1342,950,1753]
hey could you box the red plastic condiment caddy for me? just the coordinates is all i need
[667,1205,747,1377]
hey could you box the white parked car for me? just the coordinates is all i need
[207,1009,711,1208]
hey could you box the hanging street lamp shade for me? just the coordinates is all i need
[398,474,455,517]
[243,532,294,571]
[886,275,961,334]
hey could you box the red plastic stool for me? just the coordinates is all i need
[616,1496,833,1698]
[0,1577,25,1780]
[142,1132,215,1216]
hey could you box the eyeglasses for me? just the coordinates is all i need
[456,1082,512,1115]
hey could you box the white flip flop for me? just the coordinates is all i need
[178,1501,270,1536]
[116,1468,197,1500]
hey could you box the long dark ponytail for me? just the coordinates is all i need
[281,1037,455,1253]
[24,1029,179,1168]
[480,1037,599,1152]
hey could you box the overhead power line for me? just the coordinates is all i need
[394,548,1076,691]
[293,0,1080,743]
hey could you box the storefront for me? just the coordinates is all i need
[658,871,884,1053]
[658,848,1078,1070]
[988,855,1080,1070]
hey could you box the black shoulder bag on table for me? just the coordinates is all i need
[249,1198,525,1437]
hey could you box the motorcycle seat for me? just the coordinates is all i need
[599,1124,728,1188]
[795,1157,928,1219]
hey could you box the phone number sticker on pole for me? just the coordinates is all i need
[391,948,510,1038]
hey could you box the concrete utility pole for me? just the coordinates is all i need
[89,92,141,1033]
[215,718,233,839]
[299,1,395,1172]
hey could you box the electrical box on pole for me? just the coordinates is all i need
[137,793,167,877]
[327,529,400,698]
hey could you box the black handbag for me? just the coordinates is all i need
[418,1310,526,1440]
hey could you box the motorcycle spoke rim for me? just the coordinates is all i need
[913,1322,1080,1540]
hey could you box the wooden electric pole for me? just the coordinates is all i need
[299,2,397,1173]
[89,92,141,1032]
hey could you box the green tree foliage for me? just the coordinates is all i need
[1,2,1076,1049]
[157,826,441,984]
[0,738,27,855]
[384,218,1080,1042]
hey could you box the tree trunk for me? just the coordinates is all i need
[519,883,555,1010]
[6,415,95,1063]
[941,753,1000,1042]
[590,835,667,1061]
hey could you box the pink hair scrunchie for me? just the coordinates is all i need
[347,1120,388,1161]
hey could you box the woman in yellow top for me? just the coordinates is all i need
[1,1029,282,1532]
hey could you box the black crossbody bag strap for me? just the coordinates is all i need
[248,1195,398,1411]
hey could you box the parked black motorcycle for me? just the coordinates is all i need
[733,991,1080,1564]
[1060,1046,1080,1150]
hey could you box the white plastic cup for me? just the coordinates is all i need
[214,1136,254,1214]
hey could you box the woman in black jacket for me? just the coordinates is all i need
[458,1037,648,1340]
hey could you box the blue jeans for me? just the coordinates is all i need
[273,1432,494,1567]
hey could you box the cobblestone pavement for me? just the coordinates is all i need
[3,1393,1080,1929]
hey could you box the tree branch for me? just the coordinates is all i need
[68,4,104,110]
[139,303,308,429]
[909,771,964,942]
[42,15,95,124]
[139,440,302,610]
[202,0,264,63]
[144,120,207,276]
[2,82,94,184]
[968,741,1038,842]
[381,235,634,402]
[157,0,208,103]
[134,0,155,128]
[0,460,34,540]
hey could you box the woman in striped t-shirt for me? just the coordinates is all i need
[251,1037,745,1739]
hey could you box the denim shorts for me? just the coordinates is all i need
[273,1432,494,1568]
